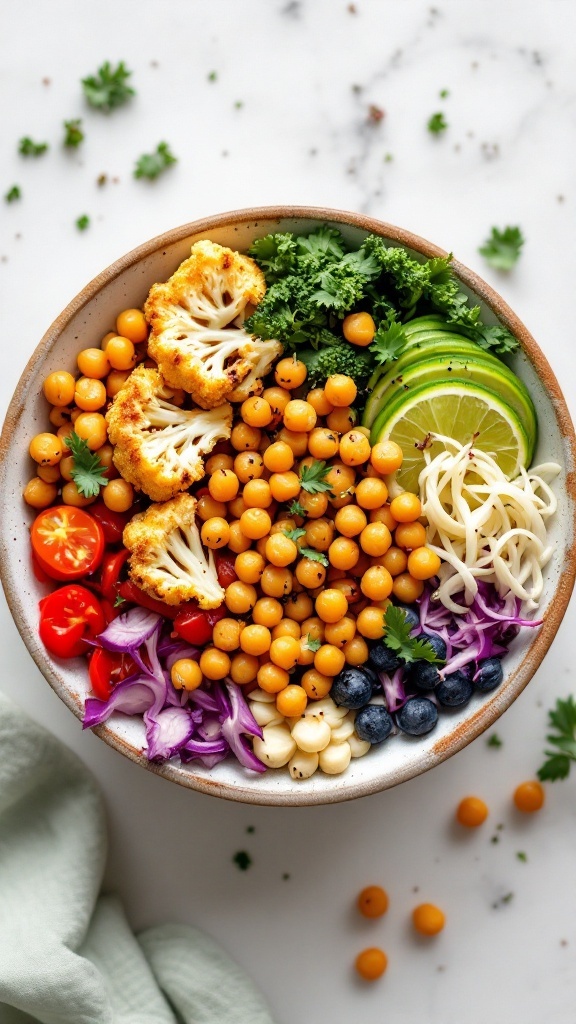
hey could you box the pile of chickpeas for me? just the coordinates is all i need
[172,358,442,747]
[24,308,149,513]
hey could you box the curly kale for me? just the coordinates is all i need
[299,341,373,386]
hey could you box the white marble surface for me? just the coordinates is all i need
[2,1,576,1021]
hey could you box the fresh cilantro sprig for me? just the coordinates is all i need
[304,635,321,653]
[370,319,407,366]
[299,548,329,566]
[76,215,90,231]
[383,605,444,664]
[5,185,21,203]
[134,142,177,180]
[537,696,576,782]
[287,500,308,518]
[82,61,135,111]
[66,431,108,497]
[283,527,306,543]
[478,226,524,271]
[63,119,84,147]
[19,137,48,156]
[427,112,448,135]
[299,461,332,495]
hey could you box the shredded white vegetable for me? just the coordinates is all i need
[419,434,560,614]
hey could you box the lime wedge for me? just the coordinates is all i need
[371,380,530,494]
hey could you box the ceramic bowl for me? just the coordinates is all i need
[1,206,575,806]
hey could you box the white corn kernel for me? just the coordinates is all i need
[250,701,284,728]
[348,732,371,758]
[302,697,347,727]
[253,724,297,768]
[288,749,319,780]
[291,716,332,753]
[319,741,352,774]
[330,712,355,744]
[248,687,276,704]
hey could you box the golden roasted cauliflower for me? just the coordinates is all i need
[123,493,225,609]
[106,366,232,502]
[145,239,281,408]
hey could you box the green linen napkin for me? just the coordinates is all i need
[0,693,275,1024]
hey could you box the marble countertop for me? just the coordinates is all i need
[1,2,576,1021]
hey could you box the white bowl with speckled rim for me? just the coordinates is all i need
[1,206,575,806]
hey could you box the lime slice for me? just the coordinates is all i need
[372,380,530,494]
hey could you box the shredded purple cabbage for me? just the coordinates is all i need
[82,606,265,772]
[379,668,407,713]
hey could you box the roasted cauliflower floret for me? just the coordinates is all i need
[123,493,225,609]
[227,337,284,402]
[106,366,232,502]
[145,239,280,408]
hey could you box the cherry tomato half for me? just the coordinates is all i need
[117,580,179,620]
[100,549,130,603]
[174,605,226,646]
[215,552,238,589]
[39,584,106,659]
[90,500,133,545]
[88,647,137,700]
[31,506,104,582]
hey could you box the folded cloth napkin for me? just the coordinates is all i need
[0,693,275,1024]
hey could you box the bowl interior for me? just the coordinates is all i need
[1,207,575,806]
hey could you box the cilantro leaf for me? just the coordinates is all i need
[283,527,306,542]
[370,319,407,365]
[82,61,135,111]
[19,137,48,156]
[537,696,576,782]
[63,119,84,147]
[427,112,448,135]
[76,215,90,231]
[134,142,177,180]
[478,226,524,271]
[4,185,21,203]
[383,605,444,665]
[299,461,332,495]
[287,500,308,518]
[304,634,321,653]
[299,548,329,566]
[487,733,503,749]
[66,431,108,497]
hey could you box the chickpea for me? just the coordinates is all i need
[263,441,294,474]
[73,412,107,451]
[261,564,293,598]
[360,522,392,557]
[356,606,386,640]
[43,370,76,407]
[243,478,272,509]
[412,904,445,936]
[340,430,371,467]
[381,546,408,576]
[342,635,369,666]
[225,581,257,614]
[298,490,329,519]
[407,547,442,580]
[274,357,307,390]
[230,652,260,685]
[314,643,346,677]
[211,618,242,653]
[275,427,309,457]
[240,507,272,540]
[343,311,376,347]
[29,432,63,466]
[306,388,334,417]
[49,405,72,428]
[324,374,357,408]
[265,533,298,567]
[200,647,231,681]
[257,662,290,694]
[324,616,356,647]
[307,427,340,460]
[392,573,424,603]
[228,520,251,554]
[295,557,327,589]
[315,589,348,623]
[389,491,422,523]
[197,494,227,521]
[56,425,73,454]
[283,399,317,433]
[513,780,545,813]
[370,439,403,475]
[301,668,333,700]
[59,455,75,482]
[252,597,284,628]
[206,452,235,475]
[37,463,61,484]
[106,369,132,398]
[370,504,398,532]
[325,462,355,499]
[228,495,248,519]
[102,479,134,513]
[355,477,388,510]
[77,348,110,379]
[361,565,393,602]
[231,422,262,451]
[355,948,388,982]
[116,308,148,343]
[171,659,203,691]
[240,624,272,657]
[262,386,291,423]
[330,576,362,604]
[357,885,389,919]
[283,591,314,622]
[208,469,239,503]
[456,796,489,828]
[200,516,230,549]
[272,619,301,641]
[61,480,95,507]
[241,396,273,428]
[23,477,58,509]
[269,636,301,671]
[326,406,356,433]
[276,684,308,717]
[328,537,359,572]
[334,505,367,538]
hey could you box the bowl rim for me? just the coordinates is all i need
[2,204,576,806]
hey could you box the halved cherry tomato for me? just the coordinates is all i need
[100,549,130,603]
[117,580,179,620]
[39,584,106,659]
[88,647,137,700]
[31,506,104,582]
[174,605,226,645]
[215,552,238,589]
[90,500,133,545]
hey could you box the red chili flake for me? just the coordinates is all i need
[368,104,385,123]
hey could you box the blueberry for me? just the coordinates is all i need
[420,632,447,660]
[474,657,504,692]
[360,664,380,688]
[396,697,438,736]
[355,704,394,744]
[397,604,420,629]
[436,670,474,707]
[409,661,442,691]
[330,668,373,709]
[369,644,402,674]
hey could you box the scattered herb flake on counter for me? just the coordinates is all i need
[76,215,90,232]
[516,851,528,862]
[537,695,576,781]
[134,142,177,180]
[66,431,107,496]
[233,851,252,871]
[427,112,448,134]
[439,88,450,98]
[487,733,503,749]
[478,226,524,271]
[82,61,135,111]
[4,185,21,203]
[19,137,48,156]
[208,70,218,82]
[63,119,84,147]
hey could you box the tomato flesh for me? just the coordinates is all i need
[174,605,226,645]
[88,647,137,700]
[90,501,133,545]
[31,506,104,582]
[39,584,106,659]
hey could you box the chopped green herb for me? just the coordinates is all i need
[82,61,134,111]
[96,173,108,187]
[383,605,444,665]
[487,733,503,749]
[65,431,108,496]
[114,593,127,608]
[478,226,525,271]
[283,526,306,543]
[63,119,84,148]
[233,850,252,871]
[19,137,48,156]
[234,100,244,109]
[384,152,394,162]
[371,319,407,365]
[427,112,448,135]
[516,851,527,862]
[492,892,514,908]
[298,547,329,566]
[4,185,21,203]
[287,500,308,518]
[208,70,218,82]
[76,215,90,231]
[537,695,576,781]
[439,88,450,98]
[299,460,332,495]
[304,634,322,653]
[134,141,177,180]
